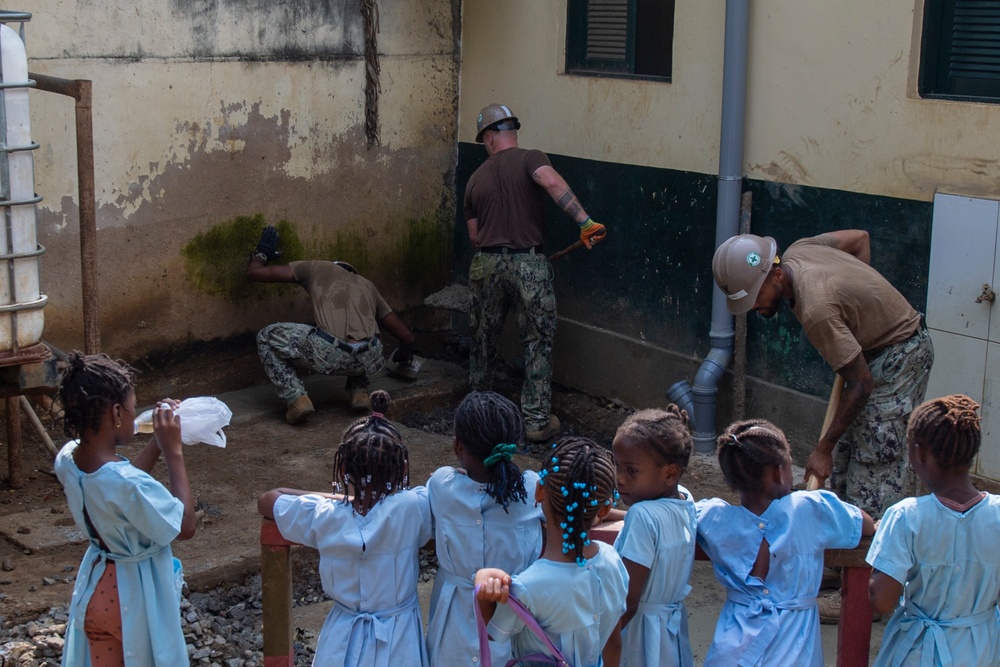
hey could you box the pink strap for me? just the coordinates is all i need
[474,584,570,667]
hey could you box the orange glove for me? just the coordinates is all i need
[579,218,607,249]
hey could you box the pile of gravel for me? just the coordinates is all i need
[1,549,439,667]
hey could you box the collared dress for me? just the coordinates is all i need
[867,493,1000,667]
[425,466,543,667]
[696,490,863,667]
[272,488,433,667]
[488,540,629,667]
[614,485,697,667]
[55,441,188,666]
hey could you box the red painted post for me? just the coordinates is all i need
[260,519,295,667]
[837,565,874,667]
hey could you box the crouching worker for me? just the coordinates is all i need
[247,225,420,424]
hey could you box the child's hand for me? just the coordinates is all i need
[474,568,511,604]
[153,400,182,455]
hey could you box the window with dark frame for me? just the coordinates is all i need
[920,0,1000,102]
[566,0,675,81]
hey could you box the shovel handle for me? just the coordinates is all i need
[548,239,586,263]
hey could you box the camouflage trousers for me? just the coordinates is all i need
[468,250,557,430]
[256,322,384,405]
[831,326,934,519]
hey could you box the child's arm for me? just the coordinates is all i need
[620,558,649,629]
[602,620,622,667]
[860,509,876,537]
[257,488,345,519]
[474,568,512,626]
[602,507,627,522]
[869,569,903,614]
[132,399,181,473]
[153,404,197,540]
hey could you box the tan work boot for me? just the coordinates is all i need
[525,415,561,443]
[818,590,880,625]
[349,389,371,413]
[285,395,315,425]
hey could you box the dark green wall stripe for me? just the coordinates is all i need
[455,142,932,398]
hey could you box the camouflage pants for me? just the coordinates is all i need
[831,326,934,519]
[256,322,384,405]
[468,251,557,430]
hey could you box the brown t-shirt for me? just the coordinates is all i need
[784,234,921,371]
[463,147,551,249]
[290,261,392,341]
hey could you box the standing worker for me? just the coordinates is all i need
[247,226,419,424]
[713,230,933,516]
[463,103,607,442]
[712,230,934,620]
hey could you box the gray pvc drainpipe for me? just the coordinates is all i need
[667,0,750,453]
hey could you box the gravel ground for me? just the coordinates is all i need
[0,546,441,666]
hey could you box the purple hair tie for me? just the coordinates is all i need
[371,411,385,419]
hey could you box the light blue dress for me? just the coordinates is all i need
[614,485,696,667]
[425,467,544,667]
[696,490,863,667]
[272,488,433,667]
[866,493,1000,667]
[488,540,629,667]
[54,441,188,667]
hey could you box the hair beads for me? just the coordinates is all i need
[539,437,617,567]
[334,390,409,515]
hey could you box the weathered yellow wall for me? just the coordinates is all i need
[19,1,459,356]
[459,1,1000,201]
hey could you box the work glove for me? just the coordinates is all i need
[386,349,423,380]
[253,226,281,262]
[579,218,607,249]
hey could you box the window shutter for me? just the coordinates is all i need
[586,0,628,62]
[949,1,1000,80]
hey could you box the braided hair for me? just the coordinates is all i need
[334,390,409,514]
[716,419,791,494]
[454,391,527,512]
[59,352,136,439]
[907,394,981,469]
[616,405,693,469]
[537,436,618,566]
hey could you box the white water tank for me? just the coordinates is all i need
[0,18,45,352]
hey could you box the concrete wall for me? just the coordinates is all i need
[17,1,459,357]
[455,1,995,436]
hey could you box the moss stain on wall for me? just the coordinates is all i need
[181,214,304,299]
[182,203,451,301]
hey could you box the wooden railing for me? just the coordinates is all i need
[260,518,875,667]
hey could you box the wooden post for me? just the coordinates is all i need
[5,396,22,488]
[260,519,294,667]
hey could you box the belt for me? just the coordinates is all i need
[315,329,378,353]
[479,245,542,255]
[864,318,927,363]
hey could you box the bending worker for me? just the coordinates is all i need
[463,103,607,443]
[713,230,933,517]
[246,226,418,424]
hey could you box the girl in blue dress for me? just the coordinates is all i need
[258,390,433,667]
[608,405,697,667]
[55,352,197,667]
[426,391,544,667]
[475,436,628,667]
[696,419,874,667]
[868,394,1000,667]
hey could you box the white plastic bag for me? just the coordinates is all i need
[135,396,232,447]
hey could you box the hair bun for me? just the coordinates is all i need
[369,389,391,415]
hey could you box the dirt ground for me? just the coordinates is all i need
[0,339,738,634]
